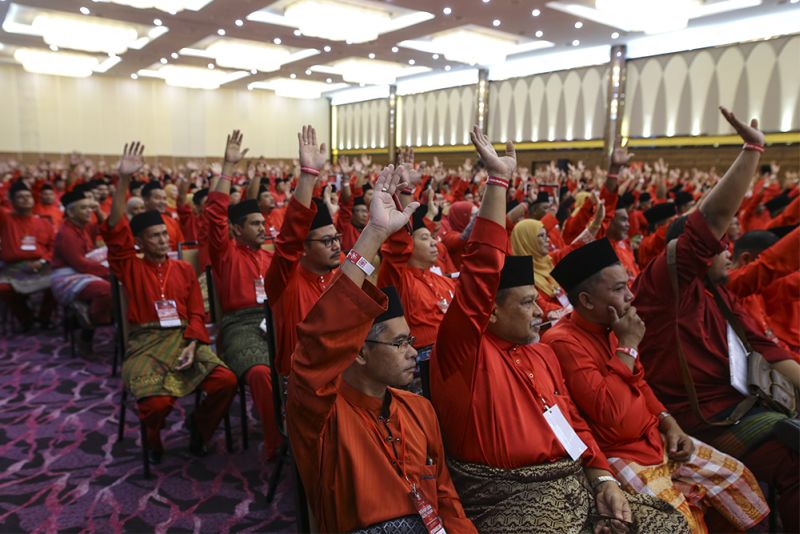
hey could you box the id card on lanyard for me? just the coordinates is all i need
[255,277,267,304]
[152,261,181,327]
[543,403,588,461]
[20,235,37,251]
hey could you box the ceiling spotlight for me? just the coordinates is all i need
[250,68,257,74]
[80,6,90,15]
[535,30,544,38]
[368,52,375,58]
[208,62,215,69]
[293,29,302,36]
[171,52,179,59]
[235,19,243,27]
[130,73,138,79]
[305,69,312,75]
[160,57,167,64]
[444,65,452,71]
[273,37,282,44]
[574,21,583,29]
[432,53,439,59]
[443,7,452,15]
[326,78,332,83]
[359,82,365,87]
[153,18,163,26]
[391,46,399,53]
[290,73,296,79]
[611,31,620,39]
[408,59,415,65]
[531,9,541,16]
[482,0,490,3]
[572,39,580,46]
[217,28,226,36]
[492,19,501,27]
[616,50,622,57]
[323,45,331,52]
[49,44,59,51]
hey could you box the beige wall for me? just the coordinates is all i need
[0,64,330,159]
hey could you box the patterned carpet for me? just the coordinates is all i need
[0,326,297,533]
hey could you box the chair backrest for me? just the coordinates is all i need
[205,265,224,326]
[110,274,131,349]
[177,241,201,277]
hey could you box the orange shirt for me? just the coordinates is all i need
[430,217,611,471]
[0,208,54,263]
[163,213,185,251]
[610,238,639,285]
[287,274,476,534]
[265,197,337,376]
[101,217,209,343]
[542,312,666,466]
[378,229,456,348]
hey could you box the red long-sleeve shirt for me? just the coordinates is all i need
[430,217,611,471]
[632,210,798,431]
[206,192,274,313]
[287,273,476,533]
[52,219,108,277]
[101,217,209,343]
[542,312,666,466]
[0,208,54,263]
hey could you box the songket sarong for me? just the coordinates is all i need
[123,323,227,400]
[0,261,52,294]
[219,306,271,378]
[50,266,104,305]
[608,437,769,533]
[349,515,427,534]
[447,456,689,534]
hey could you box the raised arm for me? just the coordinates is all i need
[294,125,327,208]
[215,129,249,195]
[108,142,144,228]
[699,107,765,239]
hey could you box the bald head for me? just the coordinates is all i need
[126,197,145,219]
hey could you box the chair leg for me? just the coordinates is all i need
[224,413,234,453]
[768,484,778,533]
[63,307,69,342]
[239,381,249,450]
[112,332,120,377]
[266,440,290,504]
[140,419,151,480]
[69,325,77,358]
[117,389,127,443]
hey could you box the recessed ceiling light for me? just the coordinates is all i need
[326,77,332,83]
[443,7,452,15]
[208,62,215,69]
[250,68,257,74]
[293,29,302,36]
[80,7,90,15]
[482,0,490,3]
[611,32,620,39]
[574,21,583,29]
[368,52,375,58]
[408,59,415,65]
[535,30,544,38]
[572,39,580,46]
[130,73,138,79]
[432,53,439,59]
[444,65,451,71]
[492,19,501,27]
[160,57,167,64]
[345,39,352,45]
[153,18,163,26]
[235,19,243,27]
[217,28,226,36]
[290,73,296,78]
[359,82,365,87]
[305,69,312,75]
[171,52,179,59]
[616,50,622,57]
[49,44,59,51]
[273,37,282,44]
[790,0,799,3]
[391,46,399,53]
[323,45,331,52]
[531,9,541,16]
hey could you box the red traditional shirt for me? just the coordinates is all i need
[0,208,54,263]
[52,219,108,277]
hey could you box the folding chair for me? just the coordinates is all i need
[112,275,234,479]
[206,265,249,450]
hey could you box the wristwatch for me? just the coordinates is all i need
[592,475,621,490]
[616,346,639,359]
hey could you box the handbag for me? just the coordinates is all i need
[665,240,796,426]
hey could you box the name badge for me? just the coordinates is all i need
[542,404,588,461]
[254,277,267,304]
[727,323,749,395]
[556,290,571,308]
[154,299,181,328]
[20,235,37,251]
[429,265,443,277]
[409,486,446,534]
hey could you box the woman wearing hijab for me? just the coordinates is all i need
[441,200,478,270]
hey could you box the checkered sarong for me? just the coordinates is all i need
[608,437,769,533]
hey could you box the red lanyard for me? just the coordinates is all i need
[153,261,172,300]
[356,394,410,486]
[247,249,267,279]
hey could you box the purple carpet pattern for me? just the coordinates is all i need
[0,327,296,533]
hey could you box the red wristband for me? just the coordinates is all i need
[301,166,320,176]
[742,143,764,153]
[607,173,619,179]
[487,176,510,188]
[346,249,375,276]
[220,175,232,181]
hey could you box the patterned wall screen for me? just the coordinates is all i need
[399,85,476,147]
[488,65,609,143]
[623,34,800,138]
[335,99,389,150]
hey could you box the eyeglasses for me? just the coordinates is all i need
[306,233,342,248]
[365,335,416,350]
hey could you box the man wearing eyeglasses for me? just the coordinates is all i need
[288,164,476,534]
[265,125,342,378]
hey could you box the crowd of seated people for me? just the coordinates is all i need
[0,105,797,533]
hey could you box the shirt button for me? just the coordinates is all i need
[528,373,534,379]
[515,359,521,364]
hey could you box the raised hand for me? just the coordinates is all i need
[719,106,765,146]
[223,129,249,173]
[469,125,516,179]
[298,125,327,171]
[367,165,420,238]
[118,141,144,177]
[611,147,634,167]
[339,155,353,174]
